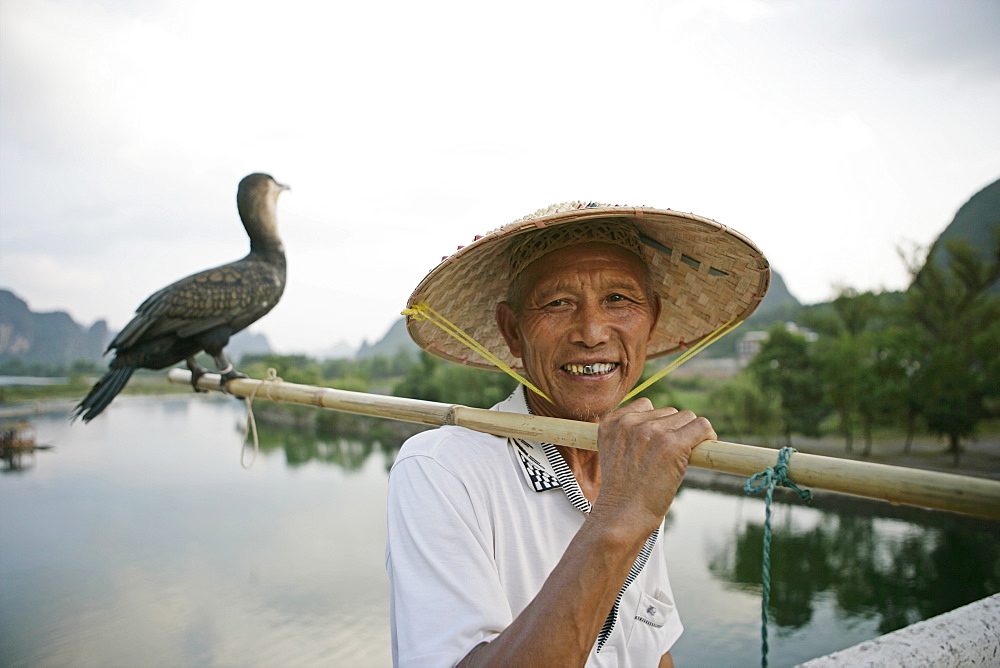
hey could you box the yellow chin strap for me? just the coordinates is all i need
[402,302,553,403]
[619,317,739,405]
[403,301,741,410]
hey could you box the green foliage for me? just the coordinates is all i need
[239,350,418,393]
[0,357,103,377]
[816,332,865,450]
[239,353,323,386]
[628,364,678,409]
[747,324,828,442]
[903,231,1000,457]
[392,352,517,408]
[708,373,783,443]
[810,289,892,453]
[392,351,444,402]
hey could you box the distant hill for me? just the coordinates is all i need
[925,178,1000,291]
[356,317,420,359]
[746,268,802,324]
[227,330,273,362]
[0,290,107,366]
[0,288,272,369]
[313,340,357,360]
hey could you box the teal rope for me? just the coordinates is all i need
[743,446,813,668]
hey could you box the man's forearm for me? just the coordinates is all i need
[458,507,651,667]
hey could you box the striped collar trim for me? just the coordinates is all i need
[497,387,592,508]
[495,387,563,494]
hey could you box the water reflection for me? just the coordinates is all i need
[248,408,412,472]
[0,419,51,473]
[2,397,998,668]
[243,404,1000,654]
[709,508,1000,636]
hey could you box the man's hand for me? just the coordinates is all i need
[593,398,717,536]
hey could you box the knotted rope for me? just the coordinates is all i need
[240,368,283,469]
[743,446,813,668]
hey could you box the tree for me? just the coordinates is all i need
[747,324,828,443]
[904,230,1000,463]
[862,326,923,454]
[814,289,917,457]
[708,373,783,443]
[816,332,866,452]
[391,351,517,408]
[392,351,443,402]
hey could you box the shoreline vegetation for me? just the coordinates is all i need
[5,362,997,487]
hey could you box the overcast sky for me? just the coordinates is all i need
[2,0,998,355]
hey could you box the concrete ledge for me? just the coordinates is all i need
[798,593,1000,667]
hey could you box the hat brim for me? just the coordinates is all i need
[406,206,769,371]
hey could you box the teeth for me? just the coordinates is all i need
[564,363,616,376]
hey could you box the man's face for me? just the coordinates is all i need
[497,242,661,422]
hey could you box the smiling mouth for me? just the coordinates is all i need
[563,363,618,376]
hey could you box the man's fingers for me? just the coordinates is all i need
[615,405,692,428]
[607,407,717,447]
[614,400,684,422]
[672,414,718,445]
[615,397,657,414]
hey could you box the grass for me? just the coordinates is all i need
[0,371,190,405]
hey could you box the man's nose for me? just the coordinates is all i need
[569,301,611,347]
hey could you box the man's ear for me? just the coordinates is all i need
[647,292,662,343]
[496,302,523,359]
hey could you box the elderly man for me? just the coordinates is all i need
[388,202,769,666]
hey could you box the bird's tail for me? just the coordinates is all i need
[72,366,136,423]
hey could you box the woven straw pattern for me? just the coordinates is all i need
[508,219,643,278]
[406,204,769,371]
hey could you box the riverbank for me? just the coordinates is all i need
[783,432,1000,481]
[4,379,998,484]
[682,431,1000,524]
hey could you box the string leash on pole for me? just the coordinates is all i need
[743,446,813,668]
[240,368,283,469]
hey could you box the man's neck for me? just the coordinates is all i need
[522,387,610,504]
[556,445,602,504]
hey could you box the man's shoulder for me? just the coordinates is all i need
[394,425,510,473]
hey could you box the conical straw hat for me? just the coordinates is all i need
[406,202,770,371]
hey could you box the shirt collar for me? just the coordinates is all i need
[496,387,592,514]
[496,387,561,493]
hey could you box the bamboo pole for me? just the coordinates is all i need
[167,369,1000,520]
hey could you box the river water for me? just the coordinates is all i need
[1,395,998,667]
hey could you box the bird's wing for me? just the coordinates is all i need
[110,258,284,350]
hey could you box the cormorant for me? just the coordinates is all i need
[73,173,289,423]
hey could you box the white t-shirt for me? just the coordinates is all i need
[386,387,683,667]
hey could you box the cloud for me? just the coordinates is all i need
[835,0,1000,79]
[1,0,998,351]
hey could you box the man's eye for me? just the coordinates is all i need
[546,299,567,307]
[607,294,626,302]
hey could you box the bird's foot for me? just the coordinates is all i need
[189,366,209,393]
[219,368,248,394]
